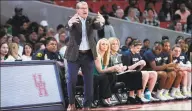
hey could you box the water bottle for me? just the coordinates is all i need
[145,89,151,100]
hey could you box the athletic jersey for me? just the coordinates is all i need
[143,49,164,69]
[161,52,171,64]
[173,52,189,64]
[122,50,142,70]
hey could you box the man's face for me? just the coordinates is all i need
[116,9,124,18]
[154,45,162,55]
[180,3,186,12]
[175,22,182,31]
[59,33,66,42]
[46,40,57,53]
[77,4,88,19]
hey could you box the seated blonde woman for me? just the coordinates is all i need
[93,38,125,106]
[6,42,22,61]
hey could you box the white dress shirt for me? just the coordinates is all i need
[78,16,90,50]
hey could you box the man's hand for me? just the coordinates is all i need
[68,13,79,27]
[94,12,105,25]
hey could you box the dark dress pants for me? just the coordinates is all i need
[66,51,94,108]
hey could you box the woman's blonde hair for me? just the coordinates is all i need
[96,38,110,66]
[108,37,120,51]
[8,42,19,58]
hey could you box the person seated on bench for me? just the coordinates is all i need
[143,42,178,101]
[93,38,125,106]
[109,37,157,104]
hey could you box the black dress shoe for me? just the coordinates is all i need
[127,97,138,104]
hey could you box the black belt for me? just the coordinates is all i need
[79,50,90,54]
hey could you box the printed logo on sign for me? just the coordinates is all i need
[33,74,48,97]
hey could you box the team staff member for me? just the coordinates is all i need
[64,1,105,110]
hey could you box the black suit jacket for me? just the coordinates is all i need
[64,16,103,62]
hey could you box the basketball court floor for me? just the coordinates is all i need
[79,100,191,110]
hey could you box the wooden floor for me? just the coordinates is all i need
[81,100,191,110]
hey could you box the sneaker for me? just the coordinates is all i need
[170,92,182,99]
[176,92,187,99]
[150,96,160,102]
[164,92,175,100]
[183,92,191,98]
[156,93,167,101]
[135,96,150,104]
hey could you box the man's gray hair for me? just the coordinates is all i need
[76,1,88,9]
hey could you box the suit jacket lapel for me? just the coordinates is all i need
[86,18,90,38]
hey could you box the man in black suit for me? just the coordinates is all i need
[64,1,105,110]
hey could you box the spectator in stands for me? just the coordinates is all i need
[168,14,181,30]
[143,2,158,20]
[115,8,124,19]
[143,8,160,27]
[21,43,33,61]
[109,4,118,17]
[27,29,39,50]
[97,15,116,39]
[175,2,191,23]
[37,25,45,37]
[185,14,192,34]
[40,20,49,31]
[0,28,7,43]
[171,45,191,98]
[54,24,65,42]
[6,42,22,61]
[12,36,23,56]
[7,35,13,44]
[186,0,192,12]
[173,22,184,32]
[6,7,30,36]
[93,38,121,106]
[140,39,150,57]
[158,1,173,22]
[19,22,29,36]
[46,28,55,37]
[0,42,9,62]
[34,42,45,53]
[124,7,140,23]
[124,0,142,19]
[58,30,68,59]
[100,5,109,15]
[143,42,177,101]
[32,37,63,62]
[121,36,133,55]
[109,38,158,102]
